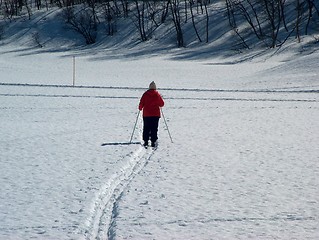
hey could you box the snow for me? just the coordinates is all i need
[1,14,319,240]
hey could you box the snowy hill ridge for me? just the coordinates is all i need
[1,0,319,59]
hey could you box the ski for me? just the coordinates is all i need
[143,142,158,150]
[144,146,158,150]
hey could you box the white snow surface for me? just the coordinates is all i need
[1,41,319,239]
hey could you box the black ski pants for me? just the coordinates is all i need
[143,117,160,143]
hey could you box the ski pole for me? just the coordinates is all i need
[160,108,173,143]
[129,110,140,143]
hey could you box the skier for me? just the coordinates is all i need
[139,81,165,148]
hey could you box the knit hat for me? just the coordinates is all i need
[149,81,157,90]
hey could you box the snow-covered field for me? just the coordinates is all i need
[1,42,319,240]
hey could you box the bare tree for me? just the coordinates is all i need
[234,0,263,39]
[295,0,302,42]
[131,1,163,42]
[0,23,5,40]
[225,0,236,29]
[104,0,117,35]
[64,5,98,44]
[262,0,283,47]
[203,0,209,42]
[133,0,147,41]
[23,0,32,18]
[304,0,319,34]
[160,0,170,23]
[119,0,129,18]
[189,0,202,42]
[170,0,184,47]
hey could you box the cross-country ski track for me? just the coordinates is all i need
[83,146,156,240]
[0,82,318,103]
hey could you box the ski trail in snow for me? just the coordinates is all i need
[82,146,156,240]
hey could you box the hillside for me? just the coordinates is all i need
[1,0,319,61]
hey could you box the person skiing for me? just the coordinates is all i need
[139,81,165,148]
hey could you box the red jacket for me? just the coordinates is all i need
[139,90,164,117]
